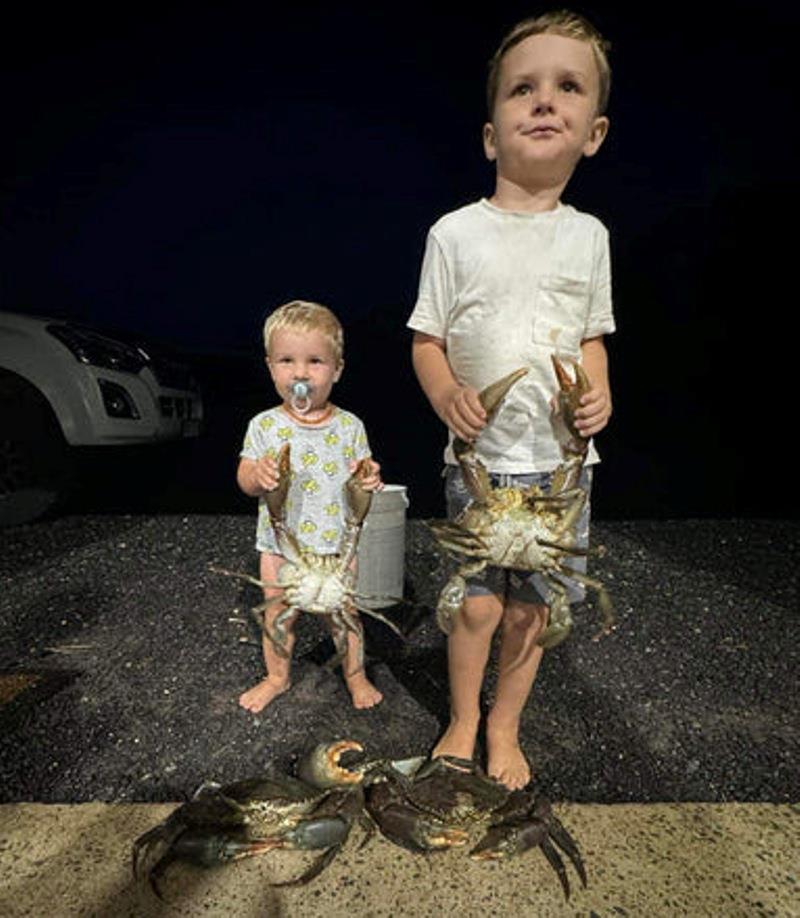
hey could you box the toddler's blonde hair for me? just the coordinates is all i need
[486,10,611,117]
[263,300,344,365]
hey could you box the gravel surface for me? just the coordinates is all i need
[1,515,797,805]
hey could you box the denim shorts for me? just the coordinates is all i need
[443,464,593,606]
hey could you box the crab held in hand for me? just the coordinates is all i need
[212,444,402,670]
[132,740,368,898]
[364,755,587,901]
[430,357,614,648]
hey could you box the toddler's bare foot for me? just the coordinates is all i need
[345,671,383,709]
[486,730,531,790]
[431,719,478,764]
[238,676,290,713]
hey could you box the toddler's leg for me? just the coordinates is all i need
[486,599,547,789]
[340,612,383,709]
[433,592,505,762]
[239,553,297,713]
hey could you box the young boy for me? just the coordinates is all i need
[408,11,615,789]
[237,300,383,713]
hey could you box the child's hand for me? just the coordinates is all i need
[252,453,281,493]
[573,385,612,437]
[350,458,383,492]
[438,384,487,442]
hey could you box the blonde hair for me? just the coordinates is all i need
[263,300,344,365]
[486,10,611,117]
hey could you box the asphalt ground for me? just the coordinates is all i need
[1,513,797,807]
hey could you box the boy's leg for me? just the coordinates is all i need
[341,613,383,709]
[433,592,505,761]
[239,553,297,713]
[486,598,547,789]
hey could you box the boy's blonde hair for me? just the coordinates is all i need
[486,10,611,117]
[263,300,344,365]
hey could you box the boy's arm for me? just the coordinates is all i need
[575,336,612,437]
[411,331,486,441]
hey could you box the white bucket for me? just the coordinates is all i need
[356,485,408,609]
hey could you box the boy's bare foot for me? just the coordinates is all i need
[238,676,290,713]
[345,671,383,709]
[486,731,531,790]
[431,719,478,764]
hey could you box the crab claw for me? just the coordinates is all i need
[265,443,292,522]
[453,367,528,502]
[551,355,591,458]
[297,739,365,789]
[344,458,376,526]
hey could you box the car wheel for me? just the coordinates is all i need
[0,376,73,526]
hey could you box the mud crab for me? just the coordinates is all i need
[364,755,587,900]
[430,357,614,648]
[212,443,402,669]
[132,739,368,897]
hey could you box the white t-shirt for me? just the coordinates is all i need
[407,199,615,473]
[240,406,371,554]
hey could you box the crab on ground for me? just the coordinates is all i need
[364,754,587,900]
[429,357,614,648]
[132,740,368,897]
[212,443,402,670]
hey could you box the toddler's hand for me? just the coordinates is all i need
[350,458,383,492]
[438,384,487,442]
[573,386,612,437]
[252,453,281,493]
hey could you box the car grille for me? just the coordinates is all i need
[159,396,196,419]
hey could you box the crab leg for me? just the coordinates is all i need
[209,565,282,591]
[564,569,615,640]
[547,816,587,889]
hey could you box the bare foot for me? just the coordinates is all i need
[345,671,383,709]
[431,719,478,763]
[486,731,531,790]
[238,676,290,713]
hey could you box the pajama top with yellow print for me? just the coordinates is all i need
[240,406,372,555]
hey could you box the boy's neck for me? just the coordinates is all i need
[488,174,567,213]
[281,402,335,425]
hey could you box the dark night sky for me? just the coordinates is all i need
[3,2,798,518]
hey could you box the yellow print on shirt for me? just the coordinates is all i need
[301,478,320,494]
[322,528,339,544]
[343,445,355,460]
[322,461,338,477]
[324,431,340,447]
[299,520,317,535]
[258,416,275,431]
[277,427,293,441]
[324,502,340,516]
[301,450,318,467]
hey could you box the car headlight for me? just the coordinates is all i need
[47,323,148,374]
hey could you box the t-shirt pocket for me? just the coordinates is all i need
[531,315,582,359]
[535,274,590,342]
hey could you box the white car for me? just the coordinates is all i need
[0,310,203,525]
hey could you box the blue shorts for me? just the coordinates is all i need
[443,464,593,606]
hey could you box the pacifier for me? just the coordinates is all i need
[290,380,312,414]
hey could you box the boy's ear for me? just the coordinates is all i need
[333,360,344,382]
[583,115,609,158]
[482,122,498,162]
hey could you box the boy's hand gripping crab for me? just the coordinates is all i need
[430,357,614,648]
[364,755,587,901]
[212,444,402,670]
